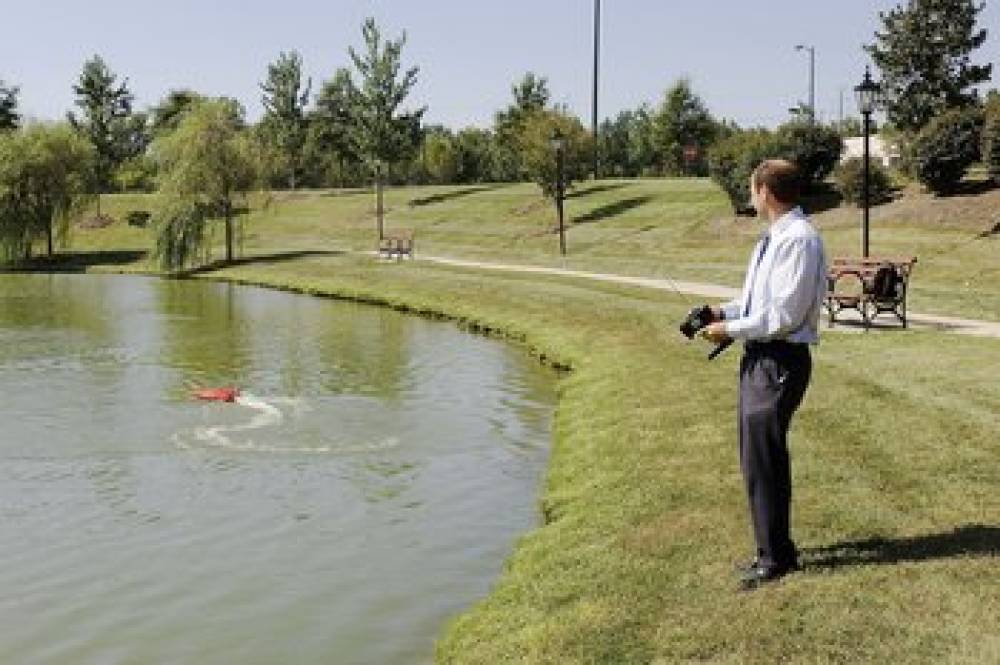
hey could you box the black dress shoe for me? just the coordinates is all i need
[737,564,796,592]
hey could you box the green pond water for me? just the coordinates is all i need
[0,273,556,664]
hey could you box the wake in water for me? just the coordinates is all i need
[172,393,398,455]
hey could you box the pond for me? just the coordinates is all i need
[0,274,556,664]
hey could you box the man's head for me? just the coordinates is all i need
[749,159,801,220]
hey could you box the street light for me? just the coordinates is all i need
[374,159,385,242]
[854,66,879,258]
[795,44,815,123]
[550,129,567,256]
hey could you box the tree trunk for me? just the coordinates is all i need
[46,219,53,258]
[225,201,233,263]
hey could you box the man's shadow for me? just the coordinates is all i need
[802,524,999,570]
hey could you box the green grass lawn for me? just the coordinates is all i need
[171,254,998,664]
[49,179,1000,661]
[73,178,1000,321]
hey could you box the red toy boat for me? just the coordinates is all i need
[193,387,241,403]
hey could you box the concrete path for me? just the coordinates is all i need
[417,254,1000,339]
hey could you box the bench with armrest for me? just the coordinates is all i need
[825,256,917,330]
[377,229,415,261]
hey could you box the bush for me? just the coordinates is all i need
[833,157,892,206]
[125,210,151,227]
[775,121,843,190]
[983,97,1000,185]
[905,108,983,194]
[707,129,779,213]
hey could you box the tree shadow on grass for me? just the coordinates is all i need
[1,250,149,273]
[802,524,1000,570]
[408,184,504,207]
[175,250,345,277]
[571,196,653,226]
[565,182,630,200]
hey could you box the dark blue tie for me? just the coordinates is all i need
[743,233,771,317]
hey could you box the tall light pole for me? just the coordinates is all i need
[854,66,879,259]
[375,159,385,242]
[551,129,567,256]
[795,44,815,123]
[592,0,601,179]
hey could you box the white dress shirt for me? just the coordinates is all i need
[720,206,828,344]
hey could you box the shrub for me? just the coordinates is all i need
[774,121,843,190]
[905,108,983,194]
[833,157,892,206]
[125,210,151,227]
[707,129,779,213]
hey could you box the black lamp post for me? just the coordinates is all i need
[795,44,816,123]
[375,159,385,242]
[550,129,566,256]
[854,66,879,258]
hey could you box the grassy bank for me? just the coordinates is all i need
[40,180,1000,661]
[118,251,996,663]
[72,178,1000,321]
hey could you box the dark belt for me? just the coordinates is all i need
[744,339,810,356]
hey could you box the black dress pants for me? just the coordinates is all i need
[738,341,811,569]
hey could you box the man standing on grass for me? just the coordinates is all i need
[700,159,827,591]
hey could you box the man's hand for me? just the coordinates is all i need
[700,321,730,344]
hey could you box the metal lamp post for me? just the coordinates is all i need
[795,44,816,123]
[854,67,879,258]
[550,129,566,256]
[375,159,385,242]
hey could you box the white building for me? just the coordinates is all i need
[841,135,898,168]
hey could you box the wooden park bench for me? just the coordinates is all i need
[825,256,917,330]
[377,229,415,261]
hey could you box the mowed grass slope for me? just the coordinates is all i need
[75,178,1000,320]
[190,254,998,663]
[53,178,1000,661]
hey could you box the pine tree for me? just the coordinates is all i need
[67,56,140,194]
[866,0,992,131]
[259,51,311,189]
[0,80,19,131]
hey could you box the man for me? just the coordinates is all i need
[700,159,827,591]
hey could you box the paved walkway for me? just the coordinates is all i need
[417,254,1000,339]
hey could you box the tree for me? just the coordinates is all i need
[982,91,1000,184]
[493,72,551,181]
[305,68,361,187]
[866,0,992,131]
[152,100,258,269]
[259,51,311,189]
[151,89,205,136]
[651,79,717,175]
[453,127,494,183]
[422,129,458,184]
[0,80,19,131]
[347,18,425,173]
[68,56,144,196]
[520,110,592,200]
[0,124,95,262]
[904,107,983,193]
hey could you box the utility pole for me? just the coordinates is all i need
[592,0,601,179]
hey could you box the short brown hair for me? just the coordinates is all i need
[752,159,801,205]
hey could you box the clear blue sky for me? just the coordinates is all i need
[3,0,998,129]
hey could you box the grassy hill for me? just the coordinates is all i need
[74,178,1000,321]
[39,177,1000,662]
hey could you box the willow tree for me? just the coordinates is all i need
[152,100,257,270]
[0,124,95,263]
